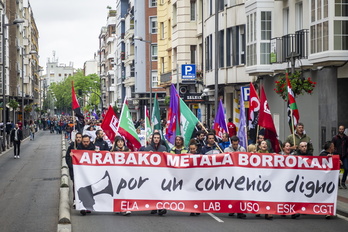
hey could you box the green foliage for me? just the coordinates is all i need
[274,71,317,101]
[47,70,101,112]
[8,99,19,109]
[164,96,170,106]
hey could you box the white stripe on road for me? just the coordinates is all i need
[208,213,224,223]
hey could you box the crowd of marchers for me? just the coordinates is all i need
[63,115,347,220]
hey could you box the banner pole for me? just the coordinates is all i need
[198,121,223,153]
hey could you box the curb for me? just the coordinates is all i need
[58,135,71,232]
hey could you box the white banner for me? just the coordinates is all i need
[72,151,340,215]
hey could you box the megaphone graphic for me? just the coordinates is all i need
[77,171,114,211]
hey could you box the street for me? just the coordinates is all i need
[1,130,348,232]
[71,210,348,232]
[0,130,60,232]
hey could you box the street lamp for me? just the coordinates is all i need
[1,15,24,149]
[21,49,37,124]
[134,35,152,116]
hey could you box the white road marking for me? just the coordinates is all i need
[208,213,224,223]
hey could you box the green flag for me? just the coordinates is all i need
[151,93,161,131]
[179,98,199,147]
[117,98,141,151]
[145,106,152,141]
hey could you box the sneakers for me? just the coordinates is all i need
[14,156,17,159]
[150,210,157,214]
[123,211,131,216]
[14,156,20,159]
[158,209,167,216]
[341,183,347,189]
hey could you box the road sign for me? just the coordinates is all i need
[181,64,196,80]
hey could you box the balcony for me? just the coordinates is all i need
[159,72,172,87]
[271,29,309,64]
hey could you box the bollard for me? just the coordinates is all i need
[62,157,68,168]
[58,187,71,224]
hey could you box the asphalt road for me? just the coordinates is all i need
[1,130,348,232]
[0,130,61,232]
[70,210,348,232]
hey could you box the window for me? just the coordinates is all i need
[161,57,164,73]
[205,34,213,71]
[190,1,196,21]
[190,45,196,64]
[334,20,348,50]
[218,0,224,11]
[150,17,157,34]
[283,8,289,35]
[295,2,303,31]
[152,71,158,88]
[151,44,158,60]
[150,0,157,7]
[335,0,348,16]
[219,30,224,68]
[226,25,245,66]
[173,3,177,25]
[261,12,271,40]
[160,22,164,39]
[246,12,257,66]
[310,0,330,53]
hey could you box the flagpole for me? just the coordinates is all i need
[198,121,223,153]
[290,108,296,147]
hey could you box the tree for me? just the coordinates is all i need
[46,70,101,114]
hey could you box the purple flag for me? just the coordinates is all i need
[213,99,228,139]
[92,109,99,120]
[165,84,180,145]
[237,91,247,149]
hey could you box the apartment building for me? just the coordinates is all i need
[114,0,128,111]
[98,9,116,111]
[1,0,40,122]
[222,0,348,154]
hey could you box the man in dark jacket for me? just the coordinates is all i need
[201,133,221,154]
[94,130,110,151]
[143,132,167,216]
[65,132,82,209]
[143,132,167,152]
[77,135,96,151]
[332,125,348,189]
[10,124,23,159]
[66,132,83,182]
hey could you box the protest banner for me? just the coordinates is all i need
[72,151,339,215]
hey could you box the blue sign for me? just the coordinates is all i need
[241,86,250,101]
[181,64,196,80]
[197,108,201,122]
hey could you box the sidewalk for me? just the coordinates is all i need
[337,185,348,217]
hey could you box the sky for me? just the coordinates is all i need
[30,0,115,72]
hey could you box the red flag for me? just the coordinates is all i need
[101,105,119,142]
[258,87,280,153]
[248,83,260,129]
[286,72,300,133]
[71,82,84,122]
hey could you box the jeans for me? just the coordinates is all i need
[13,140,21,156]
[30,131,35,140]
[342,157,348,184]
